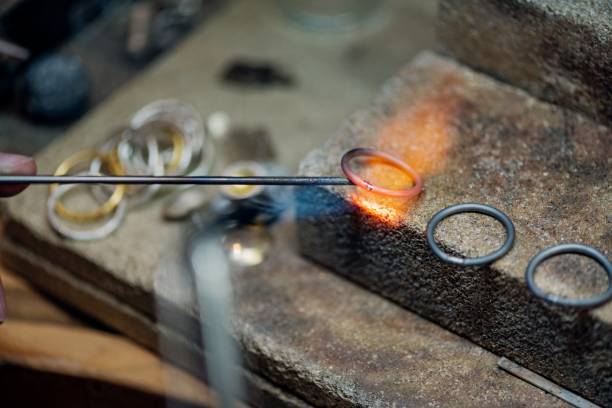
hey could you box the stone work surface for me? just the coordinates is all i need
[1,225,567,407]
[0,1,567,406]
[437,0,612,127]
[296,51,611,406]
[0,0,439,330]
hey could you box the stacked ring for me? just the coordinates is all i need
[48,175,127,241]
[114,134,164,207]
[51,149,127,223]
[47,99,213,240]
[130,100,207,176]
[164,127,187,174]
[130,99,206,153]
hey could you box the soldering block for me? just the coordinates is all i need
[296,51,612,406]
[0,0,569,403]
[438,0,612,127]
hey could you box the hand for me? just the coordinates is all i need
[0,152,36,323]
[0,152,37,197]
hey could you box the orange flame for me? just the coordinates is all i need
[351,74,464,225]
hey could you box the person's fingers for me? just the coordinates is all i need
[0,274,5,323]
[0,153,37,197]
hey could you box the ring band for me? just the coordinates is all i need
[221,161,266,200]
[48,182,126,241]
[340,148,423,198]
[101,134,164,207]
[118,135,164,206]
[130,99,206,152]
[165,127,186,173]
[51,149,126,222]
[525,244,612,309]
[426,203,515,266]
[45,100,210,240]
[130,100,204,176]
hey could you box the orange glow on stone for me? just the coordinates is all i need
[350,73,464,225]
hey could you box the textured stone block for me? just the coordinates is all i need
[1,227,568,407]
[297,51,611,406]
[437,0,612,127]
[1,1,565,406]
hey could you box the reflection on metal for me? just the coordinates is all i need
[223,226,272,267]
[189,226,243,407]
[220,161,267,200]
[498,358,600,408]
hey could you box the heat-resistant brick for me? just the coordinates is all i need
[297,51,612,406]
[438,0,612,127]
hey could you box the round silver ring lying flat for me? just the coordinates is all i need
[47,180,126,241]
[116,135,164,206]
[130,99,206,174]
[89,136,163,207]
[525,244,612,309]
[426,203,515,266]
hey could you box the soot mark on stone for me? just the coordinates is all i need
[220,59,295,88]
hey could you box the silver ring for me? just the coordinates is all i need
[117,129,161,175]
[116,134,164,206]
[184,131,215,177]
[220,161,266,200]
[145,120,194,175]
[89,136,163,207]
[130,99,206,175]
[426,203,515,266]
[47,178,126,241]
[526,244,612,309]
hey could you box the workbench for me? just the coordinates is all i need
[0,0,579,406]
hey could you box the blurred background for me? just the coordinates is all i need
[0,0,437,165]
[1,2,609,407]
[0,1,438,407]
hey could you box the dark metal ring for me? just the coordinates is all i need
[426,203,515,266]
[525,244,612,309]
[340,147,423,198]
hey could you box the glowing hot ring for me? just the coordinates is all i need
[341,147,423,198]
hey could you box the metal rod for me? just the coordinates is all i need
[0,175,353,186]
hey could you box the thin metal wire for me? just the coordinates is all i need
[0,175,353,186]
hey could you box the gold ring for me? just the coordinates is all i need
[50,149,126,223]
[165,128,185,173]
